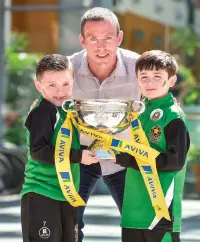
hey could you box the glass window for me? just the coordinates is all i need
[152,35,163,48]
[196,0,200,8]
[134,30,145,41]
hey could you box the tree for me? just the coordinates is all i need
[5,32,40,113]
[4,33,41,146]
[170,27,200,104]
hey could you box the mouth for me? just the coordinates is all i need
[96,54,109,59]
[146,89,156,91]
[54,96,66,101]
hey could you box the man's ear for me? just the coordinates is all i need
[169,75,177,88]
[79,34,85,49]
[34,80,41,93]
[117,30,124,46]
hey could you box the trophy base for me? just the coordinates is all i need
[94,150,114,159]
[88,140,116,160]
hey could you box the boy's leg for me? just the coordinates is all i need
[122,228,180,242]
[122,228,146,242]
[21,192,62,242]
[78,163,102,242]
[61,201,78,242]
[103,169,126,214]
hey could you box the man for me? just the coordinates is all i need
[69,7,141,242]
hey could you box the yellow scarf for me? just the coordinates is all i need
[55,112,85,207]
[55,110,170,220]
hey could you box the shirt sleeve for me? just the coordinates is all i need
[156,118,190,172]
[116,118,190,172]
[25,102,83,165]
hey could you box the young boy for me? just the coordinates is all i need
[20,54,99,242]
[115,50,190,242]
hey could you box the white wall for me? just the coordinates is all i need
[5,0,11,48]
[194,8,200,35]
[113,0,188,28]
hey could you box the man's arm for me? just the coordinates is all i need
[115,118,190,172]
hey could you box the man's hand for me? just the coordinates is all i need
[29,99,39,112]
[81,150,100,165]
[110,159,116,163]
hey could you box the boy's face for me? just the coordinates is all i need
[137,68,176,99]
[34,69,73,107]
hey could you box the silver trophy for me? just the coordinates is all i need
[62,99,145,159]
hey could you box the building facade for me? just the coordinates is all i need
[10,0,200,54]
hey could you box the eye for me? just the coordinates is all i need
[105,36,112,40]
[49,84,56,87]
[90,37,97,41]
[63,83,70,86]
[155,76,161,79]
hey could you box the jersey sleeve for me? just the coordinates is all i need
[25,101,83,165]
[156,118,190,172]
[116,119,190,172]
[115,152,138,169]
[25,102,57,165]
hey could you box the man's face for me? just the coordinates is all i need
[34,70,73,107]
[80,20,123,67]
[137,68,176,99]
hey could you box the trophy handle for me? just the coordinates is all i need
[133,101,145,114]
[62,99,75,112]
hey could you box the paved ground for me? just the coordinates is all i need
[0,195,199,242]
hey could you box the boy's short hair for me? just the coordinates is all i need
[135,50,178,78]
[36,54,72,81]
[80,7,120,37]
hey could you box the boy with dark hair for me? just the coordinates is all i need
[20,54,99,242]
[115,50,190,242]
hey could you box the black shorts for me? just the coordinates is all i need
[122,228,180,242]
[21,193,78,242]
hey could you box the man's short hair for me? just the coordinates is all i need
[80,7,120,36]
[36,54,71,80]
[135,50,178,78]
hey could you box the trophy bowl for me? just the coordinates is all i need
[62,99,145,159]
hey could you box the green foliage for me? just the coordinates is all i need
[188,146,200,164]
[4,117,27,146]
[170,27,200,105]
[178,64,200,104]
[184,89,200,105]
[5,32,40,112]
[179,64,195,85]
[4,32,41,146]
[171,27,200,56]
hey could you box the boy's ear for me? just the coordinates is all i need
[169,75,177,88]
[34,80,41,93]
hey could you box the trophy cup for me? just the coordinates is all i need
[62,99,145,159]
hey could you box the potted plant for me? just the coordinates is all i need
[188,146,200,196]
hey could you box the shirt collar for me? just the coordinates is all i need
[145,93,175,108]
[77,50,92,76]
[77,48,127,78]
[111,49,127,77]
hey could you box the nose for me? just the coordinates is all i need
[56,86,64,94]
[97,39,106,49]
[145,78,156,86]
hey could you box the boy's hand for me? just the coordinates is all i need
[81,150,100,165]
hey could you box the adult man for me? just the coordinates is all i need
[69,7,141,242]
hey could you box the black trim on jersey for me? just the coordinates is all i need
[25,99,83,165]
[116,118,190,172]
